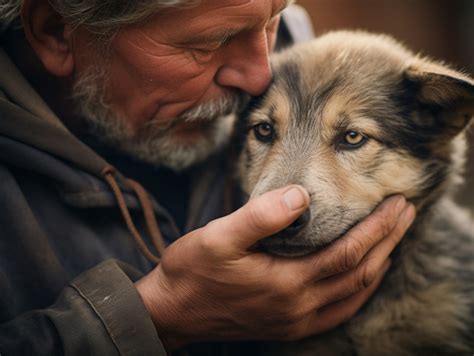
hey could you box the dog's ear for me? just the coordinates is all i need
[405,61,474,138]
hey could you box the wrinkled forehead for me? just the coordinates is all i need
[155,0,291,20]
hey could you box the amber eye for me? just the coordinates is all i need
[340,130,367,150]
[345,131,364,144]
[253,122,275,143]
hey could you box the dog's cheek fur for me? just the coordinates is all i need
[238,140,282,197]
[343,149,427,202]
[237,140,264,196]
[299,146,426,246]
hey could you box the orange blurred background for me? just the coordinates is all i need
[297,0,474,212]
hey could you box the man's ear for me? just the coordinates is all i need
[405,60,474,137]
[21,0,74,77]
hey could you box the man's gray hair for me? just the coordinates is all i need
[0,0,197,36]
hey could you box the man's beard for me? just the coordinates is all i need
[71,67,242,171]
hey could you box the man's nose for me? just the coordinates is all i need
[215,32,273,96]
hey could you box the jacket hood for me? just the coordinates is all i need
[0,47,148,205]
[0,47,175,259]
[0,48,111,180]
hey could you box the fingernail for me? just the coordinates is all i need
[282,186,308,211]
[400,203,416,226]
[395,196,407,215]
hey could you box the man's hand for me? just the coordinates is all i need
[136,186,415,351]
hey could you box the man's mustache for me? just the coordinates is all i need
[144,91,247,135]
[179,91,244,123]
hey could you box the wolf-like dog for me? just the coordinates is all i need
[236,31,474,355]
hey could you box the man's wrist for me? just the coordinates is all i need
[135,270,188,352]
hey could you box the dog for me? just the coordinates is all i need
[236,31,474,355]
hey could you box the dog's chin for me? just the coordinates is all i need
[259,243,321,257]
[257,230,349,258]
[257,235,326,257]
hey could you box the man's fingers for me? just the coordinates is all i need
[353,203,416,281]
[322,195,408,275]
[204,185,310,252]
[312,203,416,304]
[293,259,390,340]
[300,195,410,281]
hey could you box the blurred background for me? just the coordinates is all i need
[297,0,474,213]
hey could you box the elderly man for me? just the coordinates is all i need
[0,0,415,354]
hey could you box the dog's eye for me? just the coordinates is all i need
[340,130,367,149]
[253,122,275,143]
[345,131,364,144]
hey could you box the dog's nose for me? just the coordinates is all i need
[277,208,311,238]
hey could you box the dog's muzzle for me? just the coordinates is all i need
[275,208,311,238]
[256,208,314,257]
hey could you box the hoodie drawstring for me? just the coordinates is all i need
[126,178,167,255]
[102,166,165,264]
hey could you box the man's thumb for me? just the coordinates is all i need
[206,185,310,252]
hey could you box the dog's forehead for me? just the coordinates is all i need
[262,65,395,137]
[262,35,413,137]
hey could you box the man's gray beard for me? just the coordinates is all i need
[72,67,241,171]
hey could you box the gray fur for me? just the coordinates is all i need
[237,31,474,354]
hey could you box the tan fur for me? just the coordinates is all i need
[237,31,474,354]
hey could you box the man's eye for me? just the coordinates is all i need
[193,34,233,56]
[253,122,275,143]
[339,130,368,150]
[191,47,218,62]
[199,42,223,51]
[193,46,219,55]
